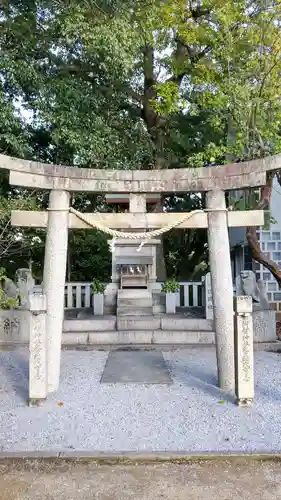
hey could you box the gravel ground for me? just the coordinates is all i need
[0,347,280,453]
[1,459,281,499]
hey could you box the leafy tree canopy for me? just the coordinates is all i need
[0,0,281,280]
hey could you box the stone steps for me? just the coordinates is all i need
[117,289,152,300]
[117,289,150,296]
[117,315,161,330]
[153,305,165,315]
[117,298,153,307]
[117,289,153,317]
[161,317,213,331]
[63,316,213,333]
[63,317,116,332]
[117,307,153,317]
[62,330,216,345]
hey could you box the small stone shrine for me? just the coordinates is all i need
[103,193,162,316]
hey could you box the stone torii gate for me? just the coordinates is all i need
[1,152,280,398]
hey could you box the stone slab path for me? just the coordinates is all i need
[101,351,172,384]
[1,459,281,499]
[0,347,281,453]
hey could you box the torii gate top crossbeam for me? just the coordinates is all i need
[0,153,280,193]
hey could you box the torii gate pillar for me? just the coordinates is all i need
[206,190,235,394]
[43,189,70,392]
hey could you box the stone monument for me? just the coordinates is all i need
[235,270,276,342]
[28,290,47,406]
[15,268,35,306]
[234,295,254,407]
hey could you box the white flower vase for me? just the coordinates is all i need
[93,293,104,316]
[165,292,177,314]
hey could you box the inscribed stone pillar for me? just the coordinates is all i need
[206,190,235,393]
[43,189,69,393]
[28,291,47,407]
[204,272,214,320]
[234,296,254,407]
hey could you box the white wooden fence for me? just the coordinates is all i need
[64,281,203,309]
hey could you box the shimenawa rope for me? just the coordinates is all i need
[69,207,204,239]
[69,207,205,253]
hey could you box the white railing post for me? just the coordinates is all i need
[84,284,91,308]
[64,281,202,310]
[66,283,73,309]
[192,284,198,307]
[64,282,92,309]
[76,284,82,308]
[183,284,190,307]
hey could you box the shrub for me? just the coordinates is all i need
[91,278,105,294]
[161,279,180,293]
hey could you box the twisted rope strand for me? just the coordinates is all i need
[69,207,205,240]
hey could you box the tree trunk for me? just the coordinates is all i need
[246,226,281,286]
[246,172,281,286]
[151,197,167,281]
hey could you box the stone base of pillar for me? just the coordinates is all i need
[29,398,47,407]
[236,397,253,407]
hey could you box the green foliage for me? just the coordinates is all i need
[0,193,44,264]
[91,278,105,294]
[0,289,19,310]
[149,0,281,163]
[0,268,7,280]
[1,0,281,282]
[161,279,180,294]
[68,229,111,282]
[163,194,208,280]
[2,0,281,169]
[0,268,19,309]
[152,82,181,116]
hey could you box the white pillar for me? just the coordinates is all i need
[28,291,47,407]
[43,189,69,393]
[234,296,254,407]
[206,190,235,393]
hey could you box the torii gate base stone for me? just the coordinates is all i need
[0,152,277,402]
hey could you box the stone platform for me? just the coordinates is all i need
[62,312,215,345]
[0,306,276,345]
